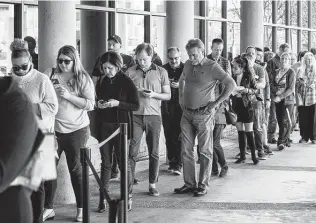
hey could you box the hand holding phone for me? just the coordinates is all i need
[51,79,60,85]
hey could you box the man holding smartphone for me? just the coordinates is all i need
[126,43,171,203]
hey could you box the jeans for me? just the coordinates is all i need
[181,108,215,190]
[212,124,227,173]
[253,101,264,152]
[298,104,316,141]
[162,102,183,169]
[44,126,90,209]
[99,122,120,198]
[268,100,278,141]
[128,115,161,194]
[0,186,33,223]
[31,182,44,223]
[275,101,294,145]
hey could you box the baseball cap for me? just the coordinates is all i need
[108,35,122,45]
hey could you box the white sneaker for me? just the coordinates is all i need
[75,208,83,222]
[43,209,55,221]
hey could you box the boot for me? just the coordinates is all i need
[246,131,259,165]
[235,131,246,164]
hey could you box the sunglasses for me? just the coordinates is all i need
[12,64,29,72]
[57,59,73,65]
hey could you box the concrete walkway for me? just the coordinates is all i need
[51,130,316,223]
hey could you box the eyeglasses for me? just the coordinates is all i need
[12,64,29,72]
[57,59,73,65]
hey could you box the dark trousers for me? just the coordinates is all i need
[44,126,90,209]
[212,124,227,173]
[253,101,264,152]
[0,186,33,223]
[31,182,44,223]
[162,102,183,169]
[111,153,119,175]
[99,122,120,200]
[128,115,161,194]
[298,104,316,141]
[275,101,294,145]
[268,100,277,140]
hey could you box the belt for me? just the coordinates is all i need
[185,105,208,112]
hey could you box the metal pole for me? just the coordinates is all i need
[118,123,128,223]
[80,148,90,223]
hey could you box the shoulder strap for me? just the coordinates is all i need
[50,68,55,80]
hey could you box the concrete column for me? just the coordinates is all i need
[38,1,76,204]
[166,0,194,60]
[38,1,76,73]
[240,1,264,52]
[80,1,107,74]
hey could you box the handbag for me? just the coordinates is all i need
[225,100,237,125]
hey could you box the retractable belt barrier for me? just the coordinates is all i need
[80,123,129,223]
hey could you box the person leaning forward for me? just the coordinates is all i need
[174,38,236,197]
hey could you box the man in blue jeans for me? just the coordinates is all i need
[174,38,235,197]
[126,43,171,208]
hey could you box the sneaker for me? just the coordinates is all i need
[193,187,207,197]
[149,187,159,196]
[219,166,228,178]
[166,167,174,173]
[268,138,277,144]
[128,196,132,211]
[252,158,259,165]
[235,157,246,164]
[263,145,274,155]
[75,208,83,222]
[43,209,55,221]
[299,138,308,143]
[211,171,219,177]
[97,201,106,213]
[133,178,139,185]
[173,167,182,176]
[110,173,119,181]
[278,144,285,151]
[258,151,267,160]
[174,185,194,194]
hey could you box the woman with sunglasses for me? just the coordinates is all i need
[44,45,95,222]
[10,38,59,223]
[95,51,139,212]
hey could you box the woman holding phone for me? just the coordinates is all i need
[95,51,139,212]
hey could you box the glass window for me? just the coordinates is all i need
[117,14,144,56]
[194,1,201,16]
[264,0,272,23]
[290,0,297,26]
[227,22,240,60]
[227,0,240,21]
[313,2,316,29]
[76,9,80,53]
[116,0,144,11]
[151,16,166,64]
[290,29,298,55]
[150,0,165,13]
[277,0,286,25]
[302,30,308,50]
[194,19,201,39]
[208,0,222,18]
[277,28,286,48]
[0,4,14,76]
[264,26,272,50]
[208,21,222,50]
[23,5,38,52]
[302,1,308,28]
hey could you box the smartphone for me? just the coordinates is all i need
[143,90,151,93]
[51,79,60,85]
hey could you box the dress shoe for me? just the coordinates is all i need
[194,187,207,197]
[174,185,194,194]
[252,158,259,165]
[235,157,246,164]
[43,209,55,221]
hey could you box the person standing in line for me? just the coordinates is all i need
[270,52,296,150]
[43,45,95,222]
[126,43,171,209]
[94,51,139,212]
[174,38,235,197]
[24,36,38,70]
[266,43,291,144]
[10,39,58,223]
[296,52,316,144]
[162,47,184,175]
[206,38,231,177]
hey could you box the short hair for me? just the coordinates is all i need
[212,38,224,45]
[264,51,276,63]
[279,43,290,52]
[24,36,36,48]
[246,46,257,54]
[298,50,308,62]
[310,48,316,56]
[255,47,263,52]
[185,38,205,52]
[264,47,271,52]
[100,51,123,71]
[135,43,154,57]
[167,47,180,55]
[10,38,31,59]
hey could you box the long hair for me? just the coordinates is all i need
[55,45,92,92]
[298,52,316,79]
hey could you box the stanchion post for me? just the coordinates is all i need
[80,148,91,223]
[118,123,128,223]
